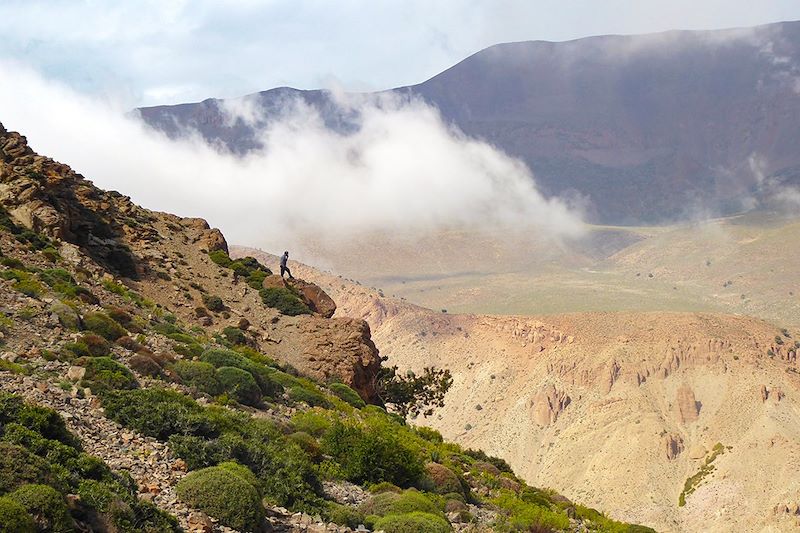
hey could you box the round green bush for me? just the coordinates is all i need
[372,511,452,533]
[200,348,247,369]
[326,502,365,529]
[216,366,261,406]
[201,349,282,399]
[80,357,137,391]
[0,496,35,533]
[176,465,264,532]
[368,481,402,494]
[328,383,366,408]
[216,461,259,489]
[83,312,126,341]
[202,294,225,312]
[360,489,441,518]
[8,484,74,532]
[288,385,331,408]
[172,360,221,395]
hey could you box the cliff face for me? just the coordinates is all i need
[0,122,382,400]
[262,245,800,533]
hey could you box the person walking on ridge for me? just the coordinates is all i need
[280,251,294,279]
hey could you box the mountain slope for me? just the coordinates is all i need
[139,20,800,224]
[0,123,657,531]
[234,245,800,533]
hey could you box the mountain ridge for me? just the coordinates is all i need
[139,20,800,224]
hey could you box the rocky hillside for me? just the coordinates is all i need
[234,246,800,533]
[139,20,800,224]
[0,122,657,532]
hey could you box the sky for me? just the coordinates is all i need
[1,0,799,107]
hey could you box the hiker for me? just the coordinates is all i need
[280,251,294,279]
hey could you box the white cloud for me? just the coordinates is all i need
[1,1,799,106]
[0,61,584,258]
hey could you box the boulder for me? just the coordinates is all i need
[270,316,381,402]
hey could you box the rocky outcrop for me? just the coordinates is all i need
[663,433,684,460]
[761,385,785,403]
[530,384,571,426]
[263,275,337,318]
[676,383,700,424]
[274,316,381,402]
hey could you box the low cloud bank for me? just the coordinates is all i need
[0,61,584,256]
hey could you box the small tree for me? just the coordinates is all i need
[375,363,453,418]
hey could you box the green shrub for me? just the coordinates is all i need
[50,301,80,330]
[202,294,225,312]
[208,250,233,268]
[173,343,205,358]
[222,326,248,346]
[492,490,570,531]
[326,502,365,529]
[102,388,228,440]
[291,411,334,438]
[372,512,451,533]
[1,270,44,298]
[0,443,58,493]
[259,287,311,316]
[359,490,442,517]
[8,484,73,532]
[328,383,366,408]
[38,269,79,298]
[289,386,331,408]
[167,332,195,345]
[176,465,264,531]
[173,361,221,396]
[201,348,282,398]
[369,482,403,494]
[0,257,25,269]
[83,312,126,341]
[416,427,443,444]
[216,367,261,407]
[42,247,61,263]
[80,357,137,392]
[0,394,78,446]
[288,432,322,462]
[322,422,424,487]
[217,461,260,490]
[247,270,268,290]
[0,496,35,533]
[0,360,27,375]
[464,448,513,474]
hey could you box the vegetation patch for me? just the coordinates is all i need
[372,511,452,533]
[678,443,728,507]
[328,382,366,408]
[0,392,177,531]
[78,357,137,392]
[259,287,311,316]
[176,464,264,531]
[83,312,127,341]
